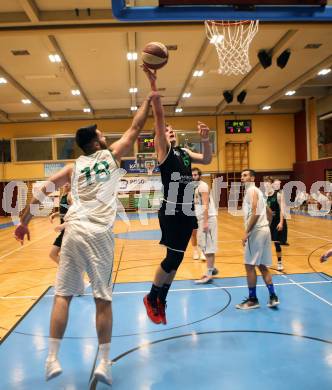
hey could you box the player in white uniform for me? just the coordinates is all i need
[14,91,155,385]
[236,169,280,310]
[192,168,219,284]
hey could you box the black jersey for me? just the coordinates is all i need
[59,193,69,223]
[267,190,280,222]
[159,146,195,211]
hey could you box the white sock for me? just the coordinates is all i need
[207,268,214,276]
[48,338,61,359]
[98,343,111,361]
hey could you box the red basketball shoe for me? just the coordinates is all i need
[143,295,161,324]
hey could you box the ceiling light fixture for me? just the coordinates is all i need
[193,70,204,77]
[49,54,61,63]
[127,52,138,61]
[317,68,331,76]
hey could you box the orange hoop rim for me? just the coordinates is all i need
[205,19,258,27]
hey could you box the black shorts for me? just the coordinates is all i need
[53,230,65,248]
[270,218,282,242]
[158,208,198,252]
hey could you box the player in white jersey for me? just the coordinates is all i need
[14,91,155,385]
[192,168,219,284]
[236,169,280,310]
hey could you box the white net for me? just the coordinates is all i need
[205,20,259,76]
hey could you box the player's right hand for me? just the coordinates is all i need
[14,223,30,245]
[142,64,157,90]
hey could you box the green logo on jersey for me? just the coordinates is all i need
[182,153,191,168]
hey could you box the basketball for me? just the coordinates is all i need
[142,41,169,70]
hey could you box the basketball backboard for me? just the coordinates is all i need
[111,0,332,21]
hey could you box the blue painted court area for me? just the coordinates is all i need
[1,273,332,389]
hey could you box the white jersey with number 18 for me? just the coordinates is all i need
[65,149,123,229]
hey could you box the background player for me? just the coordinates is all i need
[264,177,284,271]
[236,169,279,310]
[192,167,219,284]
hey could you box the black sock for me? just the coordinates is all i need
[148,284,161,304]
[278,257,282,263]
[158,284,171,304]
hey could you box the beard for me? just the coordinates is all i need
[99,141,108,150]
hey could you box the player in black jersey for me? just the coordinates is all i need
[273,178,289,245]
[264,177,284,271]
[142,66,212,325]
[49,183,72,264]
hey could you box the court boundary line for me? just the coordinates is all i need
[280,274,332,307]
[0,286,51,344]
[1,279,331,300]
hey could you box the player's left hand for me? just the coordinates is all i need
[14,223,30,245]
[197,121,210,141]
[242,233,249,247]
[277,222,283,231]
[203,222,209,233]
[55,223,66,233]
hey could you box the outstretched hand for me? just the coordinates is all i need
[14,223,30,245]
[142,64,157,91]
[197,121,210,141]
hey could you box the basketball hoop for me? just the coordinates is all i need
[145,160,156,176]
[205,20,259,76]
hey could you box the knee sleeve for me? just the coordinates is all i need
[160,248,184,273]
[274,242,281,252]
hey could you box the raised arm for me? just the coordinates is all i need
[142,65,169,163]
[183,122,212,165]
[14,165,73,244]
[110,94,152,160]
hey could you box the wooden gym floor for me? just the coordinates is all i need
[0,210,331,341]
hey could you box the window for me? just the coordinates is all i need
[177,131,216,154]
[106,134,135,157]
[318,117,332,158]
[0,139,11,162]
[15,138,52,161]
[56,137,81,160]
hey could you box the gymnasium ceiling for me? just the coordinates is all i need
[0,0,332,123]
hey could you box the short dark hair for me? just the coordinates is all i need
[242,169,256,177]
[192,167,202,176]
[75,124,97,153]
[264,176,273,183]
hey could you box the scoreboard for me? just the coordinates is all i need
[225,120,252,134]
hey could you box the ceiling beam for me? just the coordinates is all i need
[216,29,298,114]
[48,35,94,115]
[18,0,40,23]
[0,64,51,116]
[259,53,332,109]
[0,108,10,122]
